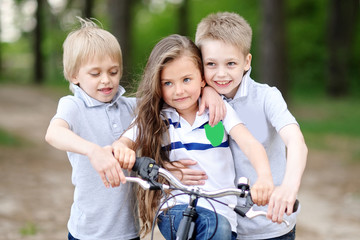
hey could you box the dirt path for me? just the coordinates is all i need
[0,85,359,240]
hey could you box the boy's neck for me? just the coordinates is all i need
[224,84,240,99]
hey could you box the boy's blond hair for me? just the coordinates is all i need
[195,12,252,55]
[63,17,123,91]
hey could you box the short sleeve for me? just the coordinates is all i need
[52,96,82,130]
[264,87,297,132]
[122,120,138,141]
[222,100,243,133]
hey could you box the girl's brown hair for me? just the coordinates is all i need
[133,34,202,236]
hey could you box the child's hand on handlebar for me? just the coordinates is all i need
[266,185,298,224]
[250,176,274,206]
[88,145,126,188]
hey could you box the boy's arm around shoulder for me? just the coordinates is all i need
[45,118,126,188]
[229,124,274,206]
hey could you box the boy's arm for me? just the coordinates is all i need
[267,123,308,223]
[199,86,226,126]
[45,118,126,188]
[163,160,208,185]
[229,124,274,206]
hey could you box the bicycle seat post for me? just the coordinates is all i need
[176,194,199,240]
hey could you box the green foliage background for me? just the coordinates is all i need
[1,0,359,98]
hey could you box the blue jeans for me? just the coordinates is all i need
[265,225,296,240]
[158,204,237,240]
[68,232,140,240]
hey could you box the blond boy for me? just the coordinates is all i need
[194,12,308,240]
[45,18,139,240]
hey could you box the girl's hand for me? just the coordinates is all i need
[199,86,226,126]
[250,176,274,206]
[163,160,208,185]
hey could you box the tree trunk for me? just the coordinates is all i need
[259,0,288,100]
[107,0,134,92]
[178,0,189,36]
[34,0,44,84]
[327,0,358,97]
[0,7,2,80]
[84,0,94,18]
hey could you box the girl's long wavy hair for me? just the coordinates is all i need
[133,34,203,236]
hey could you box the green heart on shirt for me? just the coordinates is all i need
[204,121,224,147]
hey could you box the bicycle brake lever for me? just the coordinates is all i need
[231,194,295,227]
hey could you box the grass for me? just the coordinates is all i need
[292,95,360,137]
[19,222,38,236]
[0,128,22,146]
[291,95,360,163]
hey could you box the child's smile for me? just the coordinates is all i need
[71,56,121,103]
[161,55,205,124]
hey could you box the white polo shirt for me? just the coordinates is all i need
[124,99,242,232]
[226,69,299,239]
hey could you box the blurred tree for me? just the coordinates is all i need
[0,8,2,80]
[34,0,45,84]
[107,0,137,92]
[259,0,288,99]
[84,0,94,18]
[178,0,189,36]
[327,0,359,97]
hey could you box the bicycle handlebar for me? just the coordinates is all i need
[126,156,299,227]
[128,157,251,198]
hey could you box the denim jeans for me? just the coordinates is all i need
[68,232,140,240]
[265,225,296,240]
[158,204,237,240]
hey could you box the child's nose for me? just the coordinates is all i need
[217,66,227,77]
[101,74,111,83]
[175,84,185,94]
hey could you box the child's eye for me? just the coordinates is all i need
[110,71,118,76]
[183,78,191,83]
[206,62,215,67]
[90,72,100,77]
[163,81,172,86]
[227,62,236,67]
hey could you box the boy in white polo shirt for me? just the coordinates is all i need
[194,12,308,240]
[45,18,139,240]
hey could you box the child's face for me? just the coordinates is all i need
[201,40,251,99]
[161,55,205,116]
[71,56,121,103]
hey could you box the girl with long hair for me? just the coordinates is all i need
[113,34,273,240]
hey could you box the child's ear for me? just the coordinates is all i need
[244,53,252,71]
[70,75,79,85]
[201,78,206,88]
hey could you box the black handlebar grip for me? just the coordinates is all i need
[132,157,155,172]
[292,199,299,213]
[133,157,159,181]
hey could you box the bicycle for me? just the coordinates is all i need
[126,157,299,240]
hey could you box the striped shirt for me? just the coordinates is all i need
[124,99,242,231]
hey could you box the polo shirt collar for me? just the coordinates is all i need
[225,67,252,101]
[71,83,126,107]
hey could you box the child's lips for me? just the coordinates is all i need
[174,97,189,102]
[214,80,232,87]
[99,87,113,94]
